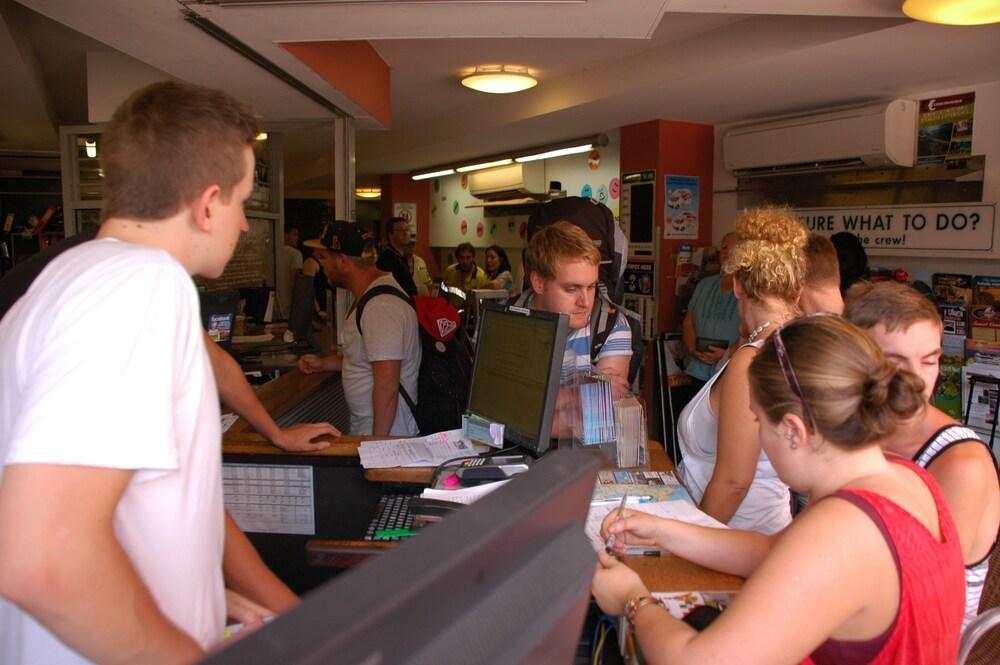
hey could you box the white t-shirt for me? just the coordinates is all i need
[341,275,421,436]
[0,238,226,664]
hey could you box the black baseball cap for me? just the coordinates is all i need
[303,221,372,257]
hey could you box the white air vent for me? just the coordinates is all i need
[469,162,546,200]
[723,100,917,177]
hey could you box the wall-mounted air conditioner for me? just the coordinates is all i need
[470,162,546,200]
[723,99,917,177]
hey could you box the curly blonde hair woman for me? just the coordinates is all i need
[676,207,808,533]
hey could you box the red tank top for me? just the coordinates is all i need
[804,457,964,665]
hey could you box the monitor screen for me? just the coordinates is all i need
[288,274,316,351]
[201,447,601,665]
[466,304,568,456]
[198,289,239,350]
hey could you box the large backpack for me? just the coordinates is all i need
[523,197,644,384]
[526,196,628,302]
[356,286,472,435]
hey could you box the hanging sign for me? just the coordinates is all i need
[795,203,996,256]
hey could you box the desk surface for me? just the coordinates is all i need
[224,368,743,593]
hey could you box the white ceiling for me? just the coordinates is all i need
[3,0,1000,190]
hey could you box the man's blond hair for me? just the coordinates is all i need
[524,221,600,282]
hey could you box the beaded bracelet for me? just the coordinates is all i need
[624,595,666,626]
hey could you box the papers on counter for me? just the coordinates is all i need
[221,412,240,433]
[586,499,729,554]
[420,479,510,505]
[358,429,486,468]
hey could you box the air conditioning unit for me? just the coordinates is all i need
[723,99,917,177]
[470,162,546,200]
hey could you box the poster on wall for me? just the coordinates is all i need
[663,175,699,239]
[795,203,995,256]
[393,202,418,241]
[917,92,975,166]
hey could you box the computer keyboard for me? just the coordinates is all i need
[363,493,415,541]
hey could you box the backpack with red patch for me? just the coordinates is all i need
[523,197,645,384]
[356,286,472,435]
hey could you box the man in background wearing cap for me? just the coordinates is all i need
[298,222,422,436]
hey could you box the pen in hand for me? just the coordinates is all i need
[604,490,629,555]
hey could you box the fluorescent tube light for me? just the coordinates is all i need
[515,144,592,163]
[412,168,455,181]
[455,158,513,173]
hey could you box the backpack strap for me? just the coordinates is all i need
[589,285,642,366]
[354,284,414,334]
[353,283,419,414]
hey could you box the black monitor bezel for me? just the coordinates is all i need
[466,303,568,457]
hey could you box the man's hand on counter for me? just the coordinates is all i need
[297,353,343,375]
[272,422,341,452]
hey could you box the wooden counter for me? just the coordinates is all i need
[224,368,742,594]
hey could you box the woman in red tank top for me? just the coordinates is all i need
[592,315,965,665]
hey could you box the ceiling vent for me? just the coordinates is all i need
[723,99,918,177]
[469,162,547,201]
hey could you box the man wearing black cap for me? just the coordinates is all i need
[299,222,421,436]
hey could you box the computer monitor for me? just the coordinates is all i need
[201,447,600,665]
[198,289,240,350]
[288,273,317,352]
[466,304,568,456]
[466,288,510,343]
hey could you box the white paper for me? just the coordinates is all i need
[586,500,729,554]
[221,412,240,433]
[358,429,482,468]
[223,464,315,535]
[420,479,510,505]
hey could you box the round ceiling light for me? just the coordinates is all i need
[461,66,537,94]
[355,187,381,200]
[902,0,1000,25]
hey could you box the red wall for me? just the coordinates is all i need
[620,120,714,333]
[379,174,437,275]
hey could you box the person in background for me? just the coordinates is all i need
[404,240,434,296]
[799,233,844,315]
[0,80,296,664]
[831,231,870,296]
[845,280,999,627]
[375,216,417,297]
[681,232,740,393]
[594,315,965,665]
[483,244,513,291]
[276,222,304,319]
[443,242,488,303]
[297,222,421,437]
[677,208,806,534]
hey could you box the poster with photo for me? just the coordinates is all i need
[663,175,699,239]
[917,92,975,166]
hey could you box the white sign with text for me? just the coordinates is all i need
[795,203,996,257]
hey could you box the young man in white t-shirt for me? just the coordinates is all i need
[298,222,421,436]
[0,81,276,664]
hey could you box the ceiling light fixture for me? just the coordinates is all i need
[355,187,381,199]
[412,168,456,181]
[461,65,537,94]
[410,134,607,181]
[515,143,593,163]
[902,0,1000,24]
[455,158,513,173]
